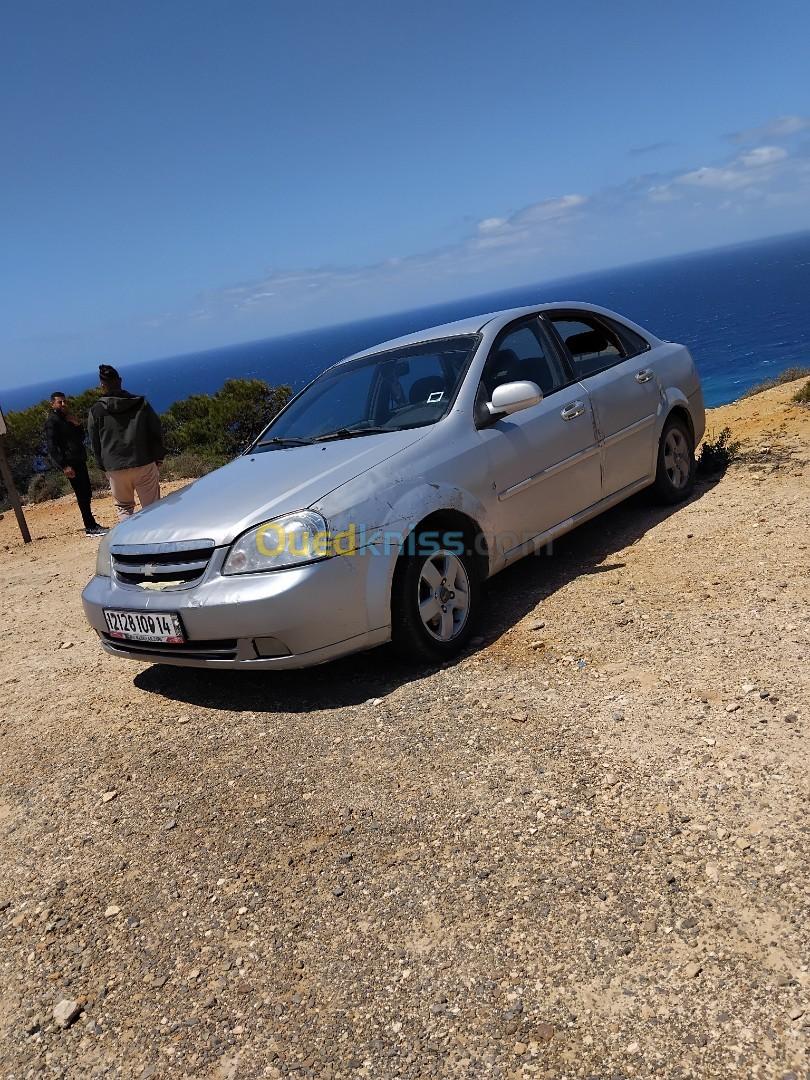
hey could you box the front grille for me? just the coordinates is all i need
[101,633,238,661]
[111,539,215,590]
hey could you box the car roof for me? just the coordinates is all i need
[343,301,651,361]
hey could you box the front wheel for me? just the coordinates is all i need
[391,545,480,662]
[652,415,695,503]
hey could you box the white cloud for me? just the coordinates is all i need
[477,217,506,233]
[215,192,589,313]
[676,165,761,191]
[661,145,791,196]
[471,194,587,249]
[648,184,678,203]
[729,114,810,143]
[476,194,586,234]
[739,145,788,168]
[513,193,587,224]
[182,117,809,328]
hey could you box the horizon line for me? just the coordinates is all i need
[2,226,809,402]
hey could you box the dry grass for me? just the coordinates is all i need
[741,364,810,398]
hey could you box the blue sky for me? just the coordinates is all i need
[2,0,810,388]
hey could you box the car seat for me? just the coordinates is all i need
[409,375,447,404]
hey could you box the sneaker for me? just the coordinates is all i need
[85,525,109,537]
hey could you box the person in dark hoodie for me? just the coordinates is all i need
[45,392,108,536]
[87,364,166,521]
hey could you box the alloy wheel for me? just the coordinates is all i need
[663,427,691,489]
[417,550,471,642]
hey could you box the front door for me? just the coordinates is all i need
[475,318,602,558]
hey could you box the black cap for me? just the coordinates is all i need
[99,364,120,383]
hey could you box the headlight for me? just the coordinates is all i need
[223,511,330,575]
[95,531,112,577]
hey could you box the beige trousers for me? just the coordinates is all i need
[108,462,161,521]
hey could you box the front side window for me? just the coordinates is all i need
[479,320,570,402]
[253,336,477,448]
[549,316,625,379]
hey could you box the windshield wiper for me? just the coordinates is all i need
[254,436,315,448]
[313,426,390,442]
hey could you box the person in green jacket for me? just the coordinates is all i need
[87,365,166,521]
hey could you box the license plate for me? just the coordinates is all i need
[104,609,185,644]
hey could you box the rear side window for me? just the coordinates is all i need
[601,316,650,359]
[548,316,625,379]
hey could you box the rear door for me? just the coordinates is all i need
[544,311,661,497]
[476,317,602,556]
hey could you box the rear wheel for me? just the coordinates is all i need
[652,415,695,503]
[392,544,480,662]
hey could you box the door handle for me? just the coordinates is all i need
[635,368,654,383]
[560,400,586,421]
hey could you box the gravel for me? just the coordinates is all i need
[1,388,809,1077]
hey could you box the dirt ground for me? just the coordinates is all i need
[1,381,808,1079]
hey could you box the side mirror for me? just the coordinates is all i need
[487,380,543,418]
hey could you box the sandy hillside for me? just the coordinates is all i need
[1,380,808,1079]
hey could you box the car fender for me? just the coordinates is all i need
[316,477,496,633]
[652,386,699,472]
[658,385,697,437]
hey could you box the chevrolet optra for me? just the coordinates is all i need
[83,303,705,667]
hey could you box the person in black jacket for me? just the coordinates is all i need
[87,365,166,520]
[45,393,108,536]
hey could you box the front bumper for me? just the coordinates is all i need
[82,551,392,669]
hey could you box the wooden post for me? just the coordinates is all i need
[0,405,32,544]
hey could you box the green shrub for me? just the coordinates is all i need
[1,377,289,505]
[3,401,49,494]
[87,464,109,491]
[697,427,740,474]
[162,378,291,460]
[27,471,70,503]
[741,365,810,398]
[160,451,225,481]
[0,388,104,506]
[792,379,810,404]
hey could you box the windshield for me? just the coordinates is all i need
[252,336,478,448]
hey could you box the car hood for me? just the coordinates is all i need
[107,429,428,547]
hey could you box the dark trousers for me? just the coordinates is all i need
[67,461,98,530]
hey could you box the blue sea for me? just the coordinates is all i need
[4,231,810,414]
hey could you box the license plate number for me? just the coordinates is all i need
[104,610,185,644]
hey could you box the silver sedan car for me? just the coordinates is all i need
[83,302,705,668]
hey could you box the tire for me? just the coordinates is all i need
[652,414,695,504]
[391,538,480,663]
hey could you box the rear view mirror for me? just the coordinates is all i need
[487,380,543,418]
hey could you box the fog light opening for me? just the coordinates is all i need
[253,637,291,659]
